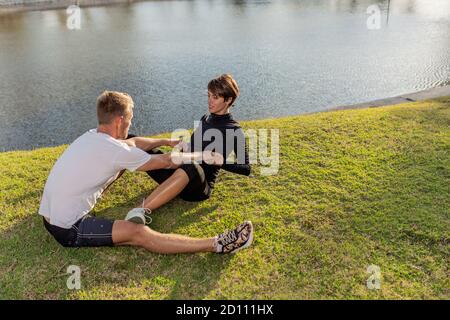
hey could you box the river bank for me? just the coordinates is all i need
[328,84,450,112]
[0,0,141,12]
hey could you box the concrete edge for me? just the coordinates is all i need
[327,85,450,112]
[0,0,142,13]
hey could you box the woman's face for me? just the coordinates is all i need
[208,91,231,115]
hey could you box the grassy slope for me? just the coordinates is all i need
[0,97,449,299]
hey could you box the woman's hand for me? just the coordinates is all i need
[173,141,190,152]
[202,151,224,166]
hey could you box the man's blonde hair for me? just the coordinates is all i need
[96,91,134,125]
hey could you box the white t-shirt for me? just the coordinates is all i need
[39,129,151,228]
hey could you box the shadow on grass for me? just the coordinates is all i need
[0,189,231,299]
[93,189,221,233]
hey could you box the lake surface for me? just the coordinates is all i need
[1,0,449,151]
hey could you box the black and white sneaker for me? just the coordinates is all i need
[215,221,254,254]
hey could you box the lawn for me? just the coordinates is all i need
[0,97,449,299]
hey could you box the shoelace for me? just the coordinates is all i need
[142,199,152,224]
[218,229,238,245]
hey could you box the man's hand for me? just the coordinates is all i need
[166,139,182,148]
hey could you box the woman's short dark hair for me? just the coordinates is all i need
[207,74,240,107]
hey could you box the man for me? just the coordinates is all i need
[39,91,253,254]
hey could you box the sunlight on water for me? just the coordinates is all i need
[0,0,449,151]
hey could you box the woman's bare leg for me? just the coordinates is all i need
[143,168,190,210]
[112,220,215,254]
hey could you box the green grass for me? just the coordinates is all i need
[0,97,449,299]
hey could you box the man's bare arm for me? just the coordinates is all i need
[136,153,176,171]
[136,151,221,172]
[121,137,179,151]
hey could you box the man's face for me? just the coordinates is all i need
[208,91,231,115]
[118,108,133,139]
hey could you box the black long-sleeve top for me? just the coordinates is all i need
[188,113,251,188]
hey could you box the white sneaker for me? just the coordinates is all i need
[125,207,152,225]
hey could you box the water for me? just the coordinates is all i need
[1,0,449,151]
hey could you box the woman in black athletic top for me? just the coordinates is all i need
[129,74,251,215]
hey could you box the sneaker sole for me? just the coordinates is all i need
[126,216,145,225]
[231,221,254,254]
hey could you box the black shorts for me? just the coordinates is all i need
[146,149,211,202]
[43,215,114,247]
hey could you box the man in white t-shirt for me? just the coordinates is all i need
[39,91,253,254]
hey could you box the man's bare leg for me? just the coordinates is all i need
[143,168,190,210]
[112,220,215,254]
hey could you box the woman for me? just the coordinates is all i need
[126,74,251,224]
